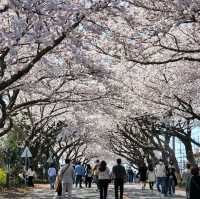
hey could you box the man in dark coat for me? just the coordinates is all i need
[189,166,200,199]
[112,159,127,199]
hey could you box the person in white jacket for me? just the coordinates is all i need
[155,159,167,196]
[98,160,111,199]
[147,164,156,191]
[59,159,75,199]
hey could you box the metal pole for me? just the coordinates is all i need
[25,157,27,185]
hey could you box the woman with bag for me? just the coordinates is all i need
[98,160,111,199]
[55,175,62,196]
[57,158,75,199]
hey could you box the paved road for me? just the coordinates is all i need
[0,184,186,199]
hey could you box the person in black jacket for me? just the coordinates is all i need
[137,162,147,190]
[85,164,93,188]
[112,159,127,199]
[167,161,177,196]
[189,166,200,199]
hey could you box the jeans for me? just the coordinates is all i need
[85,177,92,188]
[168,177,175,194]
[99,179,109,199]
[75,175,82,188]
[114,179,124,199]
[94,175,100,190]
[128,175,133,183]
[156,177,167,195]
[49,176,56,189]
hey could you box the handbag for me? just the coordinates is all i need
[55,176,62,196]
[56,165,70,195]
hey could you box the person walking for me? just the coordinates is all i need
[59,158,75,199]
[155,159,167,196]
[188,166,200,199]
[85,164,93,188]
[127,167,134,183]
[93,159,100,191]
[167,161,177,196]
[75,162,84,188]
[98,160,111,199]
[133,171,136,183]
[27,166,36,187]
[112,159,127,199]
[48,163,57,189]
[147,164,156,191]
[182,163,192,199]
[137,162,148,190]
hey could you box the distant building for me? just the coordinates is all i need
[194,151,200,166]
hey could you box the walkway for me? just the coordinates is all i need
[0,184,186,199]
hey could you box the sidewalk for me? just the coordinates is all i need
[0,183,186,199]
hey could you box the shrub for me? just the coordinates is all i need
[0,168,6,186]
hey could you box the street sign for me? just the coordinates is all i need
[21,146,32,158]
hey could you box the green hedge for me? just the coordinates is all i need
[0,168,6,186]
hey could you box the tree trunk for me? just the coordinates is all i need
[184,139,196,166]
[168,147,180,174]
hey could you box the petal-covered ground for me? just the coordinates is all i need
[0,184,185,199]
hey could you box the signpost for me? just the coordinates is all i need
[21,147,32,184]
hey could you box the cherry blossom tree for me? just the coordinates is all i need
[1,0,200,168]
[85,0,200,166]
[0,0,114,136]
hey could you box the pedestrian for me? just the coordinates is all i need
[188,165,200,199]
[167,160,177,196]
[127,167,134,183]
[155,159,167,196]
[59,158,75,199]
[82,163,86,186]
[27,166,36,187]
[18,170,26,184]
[48,163,57,189]
[98,160,111,199]
[93,159,100,191]
[137,162,147,190]
[133,171,136,183]
[112,158,127,199]
[147,164,156,191]
[182,163,192,199]
[75,162,84,188]
[85,164,93,188]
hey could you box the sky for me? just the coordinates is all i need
[173,126,200,171]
